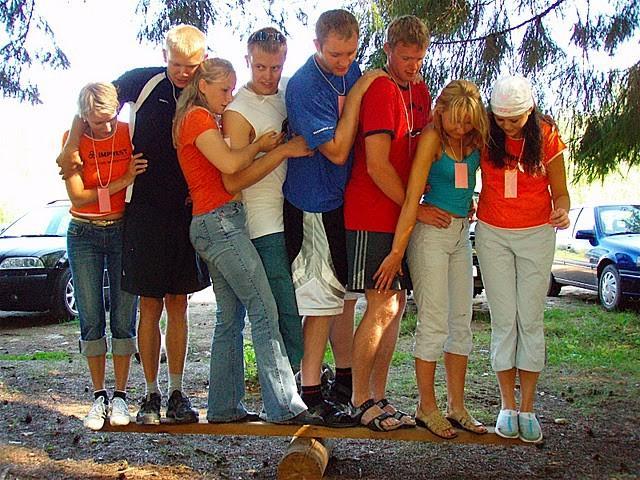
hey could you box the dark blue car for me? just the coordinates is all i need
[549,204,640,310]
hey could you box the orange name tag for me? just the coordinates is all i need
[454,162,468,189]
[97,187,112,213]
[504,169,518,198]
[338,95,345,117]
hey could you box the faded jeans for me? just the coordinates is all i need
[66,219,137,357]
[190,201,306,422]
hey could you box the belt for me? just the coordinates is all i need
[71,217,123,227]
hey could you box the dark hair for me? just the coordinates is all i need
[487,108,557,175]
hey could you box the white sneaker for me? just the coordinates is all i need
[84,396,109,431]
[110,397,131,426]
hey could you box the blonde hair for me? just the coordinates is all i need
[165,24,206,58]
[77,82,119,119]
[386,15,430,49]
[432,79,489,151]
[315,9,359,45]
[172,58,235,146]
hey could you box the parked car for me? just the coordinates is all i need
[0,200,76,318]
[549,204,640,310]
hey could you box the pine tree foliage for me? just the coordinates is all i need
[1,0,69,104]
[1,0,638,180]
[346,0,639,181]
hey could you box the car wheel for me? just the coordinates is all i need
[547,273,562,297]
[598,264,625,311]
[52,268,78,320]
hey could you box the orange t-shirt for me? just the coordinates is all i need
[177,107,233,216]
[477,121,566,229]
[64,122,132,217]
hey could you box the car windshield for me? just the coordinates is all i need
[0,204,71,238]
[598,205,640,236]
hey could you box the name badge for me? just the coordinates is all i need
[454,162,468,189]
[97,187,112,213]
[338,95,345,117]
[504,169,518,198]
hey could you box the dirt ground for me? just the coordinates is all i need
[0,287,638,480]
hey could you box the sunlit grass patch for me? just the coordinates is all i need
[0,351,70,361]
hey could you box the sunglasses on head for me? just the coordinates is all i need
[249,31,285,43]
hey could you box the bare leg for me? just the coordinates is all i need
[352,290,403,406]
[444,351,468,413]
[137,296,164,386]
[87,354,106,391]
[164,294,189,378]
[300,315,332,386]
[329,299,355,369]
[113,354,132,392]
[415,358,438,413]
[370,292,405,401]
[518,369,540,413]
[496,368,518,410]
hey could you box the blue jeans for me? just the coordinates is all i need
[252,232,303,370]
[190,202,306,422]
[66,219,137,357]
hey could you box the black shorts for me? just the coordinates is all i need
[346,230,412,292]
[283,199,348,286]
[122,203,210,298]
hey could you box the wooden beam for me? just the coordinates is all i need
[101,418,530,446]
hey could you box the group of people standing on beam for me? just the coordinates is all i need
[56,8,570,445]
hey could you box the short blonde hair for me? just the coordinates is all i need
[386,15,430,49]
[165,24,206,58]
[315,9,359,45]
[433,79,489,151]
[77,82,119,119]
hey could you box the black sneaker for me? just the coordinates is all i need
[166,390,199,424]
[309,399,358,428]
[136,392,161,425]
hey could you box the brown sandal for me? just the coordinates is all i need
[446,408,487,434]
[415,407,457,439]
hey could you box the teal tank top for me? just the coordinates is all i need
[421,149,480,217]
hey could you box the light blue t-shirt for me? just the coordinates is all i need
[283,55,361,213]
[422,149,480,217]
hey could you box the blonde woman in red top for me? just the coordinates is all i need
[64,82,147,430]
[475,75,570,443]
[173,58,322,424]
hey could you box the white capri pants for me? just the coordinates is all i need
[475,221,555,373]
[407,218,473,362]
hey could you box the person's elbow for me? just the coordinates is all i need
[322,149,349,165]
[222,175,241,195]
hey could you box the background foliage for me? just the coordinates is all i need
[1,0,639,181]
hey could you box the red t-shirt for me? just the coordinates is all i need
[177,107,233,216]
[64,122,132,217]
[344,77,432,233]
[477,120,566,229]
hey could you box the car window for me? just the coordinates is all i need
[573,207,595,236]
[598,205,640,236]
[1,205,71,237]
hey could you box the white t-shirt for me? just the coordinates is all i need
[225,81,288,239]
